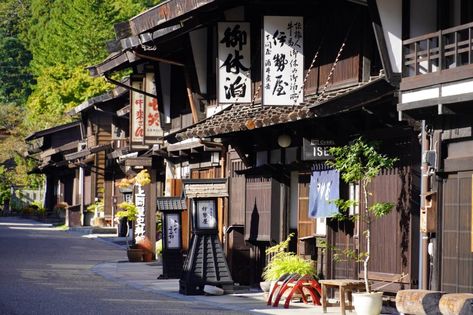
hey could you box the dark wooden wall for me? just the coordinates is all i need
[441,171,473,293]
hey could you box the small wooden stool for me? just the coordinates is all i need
[319,279,366,315]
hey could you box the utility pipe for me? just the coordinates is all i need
[420,120,430,289]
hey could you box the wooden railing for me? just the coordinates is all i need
[403,22,473,77]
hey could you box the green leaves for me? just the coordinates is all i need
[369,202,395,217]
[326,137,397,184]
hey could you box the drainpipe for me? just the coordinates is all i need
[420,120,430,289]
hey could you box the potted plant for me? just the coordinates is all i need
[326,137,397,315]
[86,198,104,226]
[262,233,316,292]
[115,200,142,262]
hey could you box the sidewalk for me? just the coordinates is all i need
[92,260,347,315]
[88,234,397,315]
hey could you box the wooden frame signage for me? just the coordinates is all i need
[218,22,251,103]
[263,16,304,106]
[130,75,145,147]
[144,70,163,140]
[130,72,162,150]
[165,213,181,249]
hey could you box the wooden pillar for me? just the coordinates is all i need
[144,167,157,256]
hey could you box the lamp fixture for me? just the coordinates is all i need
[277,134,291,148]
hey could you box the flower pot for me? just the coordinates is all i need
[352,291,383,315]
[142,251,153,262]
[127,248,144,262]
[260,281,271,292]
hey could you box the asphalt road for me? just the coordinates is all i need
[0,217,245,315]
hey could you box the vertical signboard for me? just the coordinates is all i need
[130,76,145,148]
[263,16,304,106]
[144,71,163,141]
[134,185,146,242]
[218,22,251,103]
[165,213,181,249]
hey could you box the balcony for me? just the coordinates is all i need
[398,22,473,116]
[401,22,473,91]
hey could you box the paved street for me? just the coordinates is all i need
[0,216,383,315]
[0,217,248,315]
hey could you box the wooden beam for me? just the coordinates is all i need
[184,68,200,124]
[134,52,185,67]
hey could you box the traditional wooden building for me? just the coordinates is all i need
[67,81,130,227]
[86,0,422,291]
[25,121,85,225]
[385,0,473,292]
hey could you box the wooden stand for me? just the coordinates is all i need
[320,279,366,315]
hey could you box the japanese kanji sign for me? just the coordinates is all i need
[218,22,251,103]
[134,185,146,242]
[144,71,163,139]
[165,213,181,249]
[196,199,217,230]
[130,78,145,144]
[263,16,304,106]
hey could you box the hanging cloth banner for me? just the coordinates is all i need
[308,170,340,218]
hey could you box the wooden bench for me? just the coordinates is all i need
[320,279,366,315]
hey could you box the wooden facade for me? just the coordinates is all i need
[383,0,473,292]
[78,0,422,289]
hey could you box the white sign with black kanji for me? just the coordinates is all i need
[263,16,304,106]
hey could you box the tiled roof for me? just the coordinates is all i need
[175,75,385,141]
[176,104,314,141]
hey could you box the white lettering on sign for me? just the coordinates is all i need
[263,16,304,106]
[218,22,251,103]
[134,185,146,242]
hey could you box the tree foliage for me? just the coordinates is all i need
[0,0,161,190]
[326,138,397,293]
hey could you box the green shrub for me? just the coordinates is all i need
[262,233,316,281]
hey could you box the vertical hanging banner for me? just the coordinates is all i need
[263,16,304,106]
[143,71,163,142]
[130,76,145,148]
[218,22,251,103]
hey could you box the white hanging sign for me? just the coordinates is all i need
[144,71,163,140]
[218,22,251,103]
[130,79,145,144]
[263,16,304,106]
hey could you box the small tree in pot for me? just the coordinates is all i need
[326,138,397,315]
